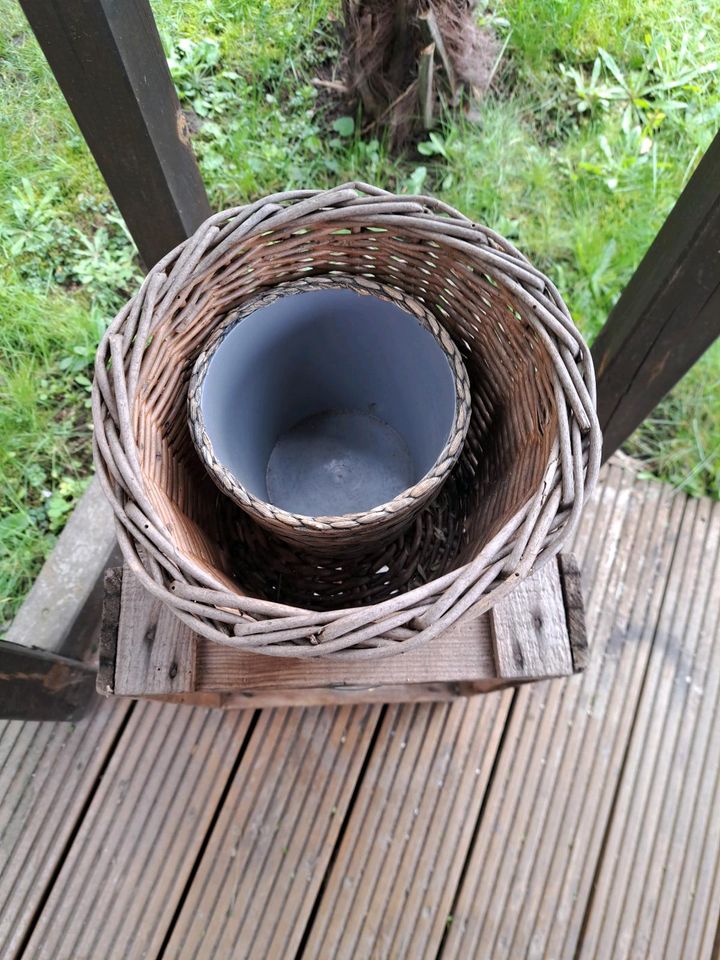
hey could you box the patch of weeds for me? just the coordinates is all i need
[0,270,101,629]
[163,11,409,201]
[0,179,140,313]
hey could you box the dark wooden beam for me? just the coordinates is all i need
[0,640,96,721]
[593,130,720,459]
[19,0,212,268]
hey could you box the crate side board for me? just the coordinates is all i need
[98,555,584,706]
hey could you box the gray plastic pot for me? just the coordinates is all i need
[188,276,470,552]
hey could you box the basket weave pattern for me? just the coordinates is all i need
[93,182,601,661]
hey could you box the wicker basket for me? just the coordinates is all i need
[187,275,471,554]
[92,182,601,661]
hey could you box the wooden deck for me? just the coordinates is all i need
[1,462,719,960]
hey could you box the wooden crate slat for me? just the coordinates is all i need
[491,559,574,679]
[194,614,495,690]
[0,698,130,959]
[20,702,252,960]
[114,577,196,697]
[163,704,382,959]
[300,693,512,959]
[105,553,581,707]
[440,464,688,958]
[580,494,720,960]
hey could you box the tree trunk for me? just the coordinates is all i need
[341,0,498,145]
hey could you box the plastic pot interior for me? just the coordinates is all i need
[195,286,459,520]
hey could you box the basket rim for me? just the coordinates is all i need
[91,181,602,661]
[187,274,472,532]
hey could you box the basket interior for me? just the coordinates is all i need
[133,221,558,609]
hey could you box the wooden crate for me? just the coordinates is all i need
[98,554,586,707]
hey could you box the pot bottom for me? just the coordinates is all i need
[265,409,416,518]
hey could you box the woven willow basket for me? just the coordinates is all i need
[187,275,472,554]
[93,182,601,661]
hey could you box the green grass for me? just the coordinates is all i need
[0,0,719,627]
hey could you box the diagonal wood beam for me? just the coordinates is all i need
[593,129,720,459]
[0,639,96,720]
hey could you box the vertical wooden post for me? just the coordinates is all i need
[593,130,720,459]
[5,0,211,720]
[19,0,212,268]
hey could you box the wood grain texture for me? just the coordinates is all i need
[579,494,720,960]
[441,463,689,959]
[0,640,96,721]
[593,129,720,457]
[142,680,513,707]
[195,613,495,690]
[301,693,513,959]
[113,571,195,697]
[9,466,719,960]
[107,553,578,707]
[492,560,574,680]
[0,697,129,959]
[21,702,253,960]
[164,704,382,960]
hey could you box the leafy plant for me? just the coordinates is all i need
[0,180,139,313]
[559,36,719,133]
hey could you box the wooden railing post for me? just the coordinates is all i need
[593,130,720,460]
[19,0,211,268]
[5,0,211,719]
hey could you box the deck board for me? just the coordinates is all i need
[300,693,512,959]
[578,494,720,960]
[164,704,381,960]
[0,698,129,959]
[440,466,689,959]
[2,464,719,958]
[21,702,253,960]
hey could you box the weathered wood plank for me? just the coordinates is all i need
[441,464,688,958]
[579,495,720,960]
[558,552,588,671]
[19,0,211,269]
[5,466,718,960]
[21,702,253,960]
[113,572,195,697]
[300,693,512,958]
[492,560,574,680]
[164,704,382,959]
[194,615,494,690]
[105,553,579,707]
[0,640,96,721]
[593,130,720,457]
[0,698,130,959]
